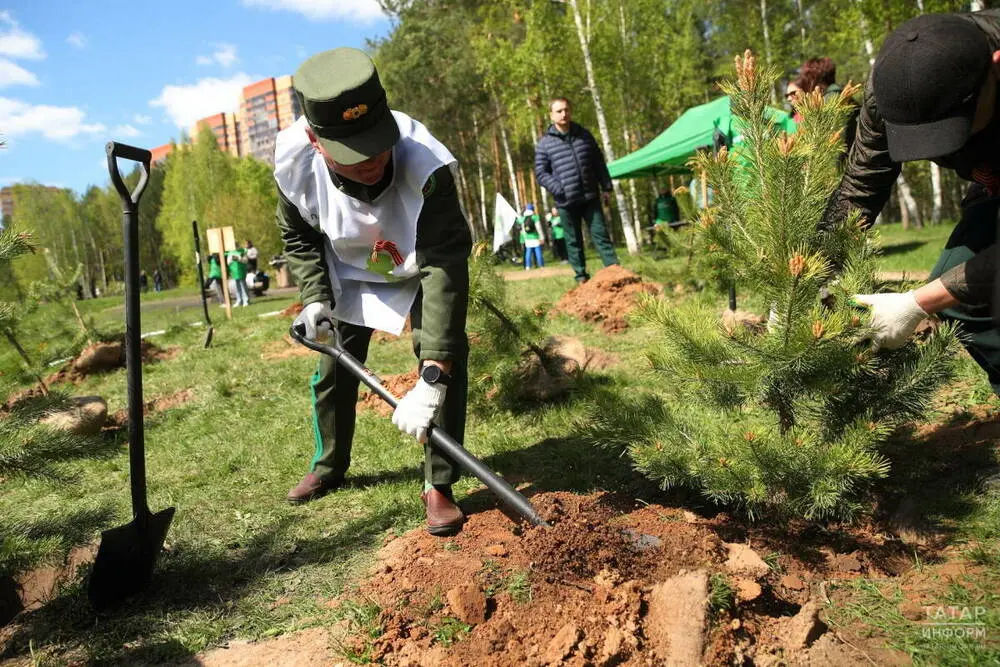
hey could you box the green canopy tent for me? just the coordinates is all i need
[608,95,797,179]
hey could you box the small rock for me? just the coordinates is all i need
[39,396,108,436]
[682,510,700,523]
[485,544,509,557]
[596,626,625,665]
[593,568,622,589]
[446,583,487,625]
[724,543,770,578]
[736,579,762,602]
[646,570,709,665]
[730,618,742,631]
[543,623,582,665]
[782,600,827,649]
[781,575,806,591]
[899,600,925,621]
[830,552,862,573]
[73,342,123,374]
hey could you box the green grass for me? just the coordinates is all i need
[872,221,954,275]
[1,250,997,664]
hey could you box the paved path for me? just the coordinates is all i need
[502,266,574,281]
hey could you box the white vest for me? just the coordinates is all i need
[274,112,456,334]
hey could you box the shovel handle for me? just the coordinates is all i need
[106,142,151,211]
[289,324,549,527]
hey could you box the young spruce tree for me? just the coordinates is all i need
[583,52,960,520]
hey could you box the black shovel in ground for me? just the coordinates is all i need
[289,324,550,527]
[88,142,175,611]
[192,220,214,348]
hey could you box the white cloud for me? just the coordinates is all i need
[0,58,38,88]
[133,113,152,125]
[113,124,141,138]
[149,73,253,129]
[66,32,87,49]
[196,43,239,68]
[0,12,44,60]
[242,0,384,22]
[0,97,106,141]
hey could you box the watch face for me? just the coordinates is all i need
[422,365,441,383]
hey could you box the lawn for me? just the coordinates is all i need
[1,234,997,665]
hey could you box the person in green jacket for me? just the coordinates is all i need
[518,204,544,270]
[226,244,250,307]
[546,206,567,262]
[206,253,224,304]
[277,48,471,536]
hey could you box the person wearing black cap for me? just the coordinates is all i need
[824,10,1000,391]
[275,47,472,536]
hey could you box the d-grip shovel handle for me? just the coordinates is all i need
[108,142,152,520]
[107,142,151,211]
[288,323,550,527]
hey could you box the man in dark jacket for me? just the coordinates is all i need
[534,97,619,283]
[823,10,1000,393]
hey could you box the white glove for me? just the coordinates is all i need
[293,301,334,341]
[852,291,928,350]
[392,377,447,443]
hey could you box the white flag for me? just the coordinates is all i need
[492,193,518,252]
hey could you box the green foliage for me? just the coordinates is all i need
[581,54,959,521]
[708,573,735,614]
[431,617,472,647]
[467,246,551,408]
[506,569,532,604]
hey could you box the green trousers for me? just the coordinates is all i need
[558,199,619,282]
[308,310,468,486]
[928,188,1000,393]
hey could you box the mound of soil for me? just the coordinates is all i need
[46,339,180,387]
[552,266,662,333]
[105,388,196,430]
[358,370,420,417]
[341,491,903,666]
[515,336,621,401]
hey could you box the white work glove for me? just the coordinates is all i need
[293,301,334,341]
[392,377,447,444]
[852,291,928,350]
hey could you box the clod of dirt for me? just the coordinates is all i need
[724,542,770,578]
[645,569,710,665]
[446,583,487,625]
[106,389,195,429]
[357,370,419,417]
[39,396,107,435]
[781,575,806,591]
[543,623,583,664]
[45,339,179,387]
[280,302,304,318]
[736,578,762,602]
[722,308,767,335]
[552,265,662,333]
[514,336,619,402]
[780,600,827,650]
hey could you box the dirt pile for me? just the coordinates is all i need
[358,370,420,417]
[339,492,897,666]
[515,336,620,402]
[552,266,662,333]
[45,339,179,387]
[105,388,196,429]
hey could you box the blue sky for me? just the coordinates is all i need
[0,0,390,195]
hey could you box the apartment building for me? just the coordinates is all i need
[150,143,174,166]
[239,76,301,163]
[190,112,241,157]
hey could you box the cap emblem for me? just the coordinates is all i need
[342,104,369,121]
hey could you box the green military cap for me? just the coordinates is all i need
[293,47,399,165]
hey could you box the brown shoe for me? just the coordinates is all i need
[286,472,343,504]
[421,487,466,536]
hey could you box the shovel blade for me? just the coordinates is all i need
[88,506,175,611]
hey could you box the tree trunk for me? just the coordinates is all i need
[473,116,489,236]
[494,93,521,211]
[795,0,807,59]
[628,177,643,245]
[759,0,777,103]
[930,163,943,224]
[897,173,922,228]
[567,0,638,255]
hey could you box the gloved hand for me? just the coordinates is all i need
[293,301,334,341]
[392,377,447,443]
[852,291,928,350]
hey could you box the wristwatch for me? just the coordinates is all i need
[420,364,452,386]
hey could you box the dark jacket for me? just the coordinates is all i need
[534,122,613,207]
[276,164,471,361]
[822,9,1000,304]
